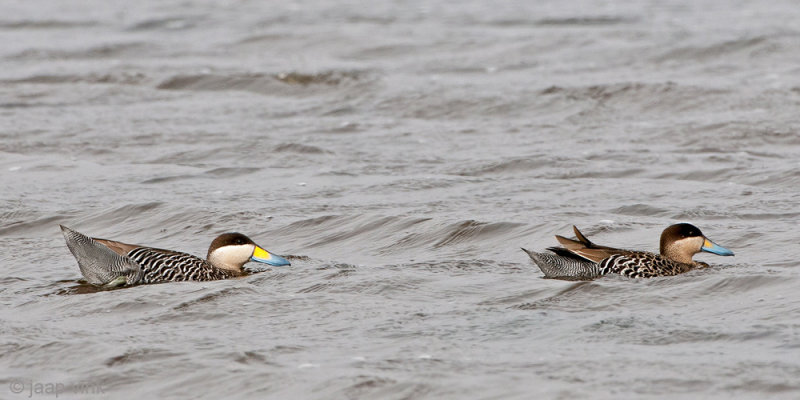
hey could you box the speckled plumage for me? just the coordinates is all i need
[597,252,701,278]
[523,224,731,280]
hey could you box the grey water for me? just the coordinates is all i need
[1,0,800,399]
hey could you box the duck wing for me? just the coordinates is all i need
[553,225,633,263]
[91,237,141,256]
[92,237,184,257]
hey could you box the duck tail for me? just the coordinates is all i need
[521,248,603,280]
[60,225,143,286]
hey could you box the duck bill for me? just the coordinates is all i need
[701,238,734,256]
[251,245,291,266]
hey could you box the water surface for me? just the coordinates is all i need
[1,0,799,399]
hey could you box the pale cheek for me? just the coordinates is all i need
[210,245,254,265]
[674,237,703,254]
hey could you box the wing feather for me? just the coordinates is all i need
[553,226,633,262]
[93,238,184,257]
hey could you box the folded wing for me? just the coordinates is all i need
[554,225,632,263]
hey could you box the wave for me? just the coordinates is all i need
[156,70,372,96]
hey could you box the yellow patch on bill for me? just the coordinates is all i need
[253,246,271,260]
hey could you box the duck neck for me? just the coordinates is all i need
[207,253,245,276]
[661,244,696,265]
[216,265,244,276]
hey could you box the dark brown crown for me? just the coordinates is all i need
[660,223,703,254]
[207,232,255,257]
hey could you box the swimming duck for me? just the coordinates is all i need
[522,223,734,280]
[60,225,290,287]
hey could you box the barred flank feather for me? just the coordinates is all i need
[127,247,233,284]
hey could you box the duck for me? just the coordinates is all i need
[522,223,734,280]
[60,225,290,287]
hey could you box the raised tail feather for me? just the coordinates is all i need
[522,248,604,281]
[555,225,594,249]
[572,225,593,246]
[60,225,143,286]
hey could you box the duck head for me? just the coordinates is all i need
[207,232,290,274]
[659,223,734,264]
